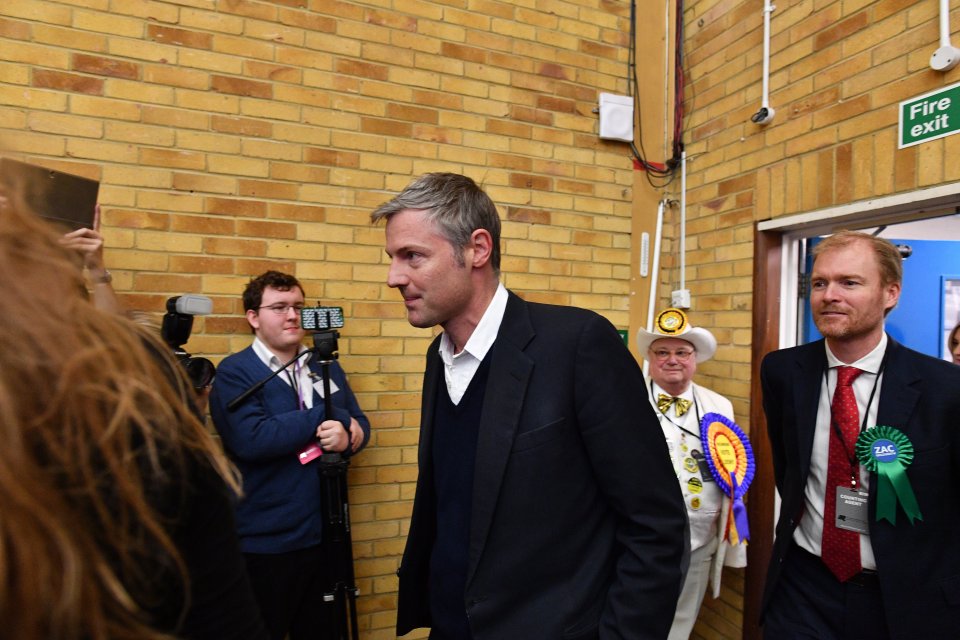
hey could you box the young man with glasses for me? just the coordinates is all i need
[209,270,369,640]
[636,309,747,640]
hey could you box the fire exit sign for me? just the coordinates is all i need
[899,82,960,148]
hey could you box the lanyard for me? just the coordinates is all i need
[823,352,886,478]
[286,359,306,410]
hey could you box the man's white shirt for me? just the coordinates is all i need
[438,283,508,405]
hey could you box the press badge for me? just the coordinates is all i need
[312,379,340,398]
[836,486,869,534]
[298,441,323,465]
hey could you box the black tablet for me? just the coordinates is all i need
[0,158,99,230]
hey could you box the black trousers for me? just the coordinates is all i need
[764,544,890,640]
[244,545,333,640]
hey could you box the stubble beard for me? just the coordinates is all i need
[815,309,882,344]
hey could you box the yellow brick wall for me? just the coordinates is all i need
[0,2,639,638]
[6,0,950,637]
[677,1,960,638]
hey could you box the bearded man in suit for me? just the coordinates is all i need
[761,230,960,639]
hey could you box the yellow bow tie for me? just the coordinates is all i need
[657,393,692,417]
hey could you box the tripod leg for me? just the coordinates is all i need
[347,585,359,640]
[321,589,341,640]
[339,480,360,640]
[318,451,359,640]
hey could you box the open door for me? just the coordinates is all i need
[744,190,960,640]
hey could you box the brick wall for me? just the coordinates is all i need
[6,0,949,637]
[0,1,640,637]
[680,1,960,638]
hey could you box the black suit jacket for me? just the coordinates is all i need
[760,337,960,638]
[396,292,687,640]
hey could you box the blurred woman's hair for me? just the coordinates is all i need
[0,163,239,639]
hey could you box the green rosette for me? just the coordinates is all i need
[855,426,923,525]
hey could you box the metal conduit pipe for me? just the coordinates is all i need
[751,0,776,125]
[930,0,960,71]
[643,199,666,377]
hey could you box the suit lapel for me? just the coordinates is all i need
[795,342,827,479]
[419,335,443,468]
[466,294,535,585]
[868,338,921,532]
[875,338,921,432]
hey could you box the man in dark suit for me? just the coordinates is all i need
[371,173,687,640]
[760,230,960,639]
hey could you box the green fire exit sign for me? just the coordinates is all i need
[899,82,960,148]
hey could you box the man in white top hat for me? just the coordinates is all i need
[636,308,747,640]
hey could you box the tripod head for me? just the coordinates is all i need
[303,304,342,364]
[312,329,339,363]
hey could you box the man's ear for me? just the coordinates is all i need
[246,309,260,332]
[469,229,493,269]
[884,281,902,314]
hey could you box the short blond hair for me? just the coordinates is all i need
[813,230,903,286]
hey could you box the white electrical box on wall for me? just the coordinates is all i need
[671,289,691,309]
[598,93,634,142]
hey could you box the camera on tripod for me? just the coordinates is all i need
[161,294,216,391]
[300,304,359,640]
[301,305,344,361]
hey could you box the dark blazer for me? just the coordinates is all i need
[760,337,960,639]
[397,292,687,640]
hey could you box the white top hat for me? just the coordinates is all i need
[636,308,717,363]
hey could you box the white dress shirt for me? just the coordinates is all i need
[438,283,508,405]
[795,332,887,571]
[251,338,337,410]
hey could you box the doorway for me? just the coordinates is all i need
[742,182,960,640]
